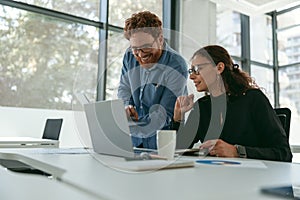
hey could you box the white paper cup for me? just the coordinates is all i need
[156,130,176,160]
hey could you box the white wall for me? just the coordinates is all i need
[0,106,92,148]
[180,0,216,59]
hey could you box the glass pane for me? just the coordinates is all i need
[0,5,98,110]
[105,30,129,100]
[278,26,300,65]
[15,0,100,21]
[216,4,241,57]
[109,0,162,27]
[278,7,300,30]
[277,7,300,65]
[250,14,273,64]
[251,65,274,105]
[279,65,300,145]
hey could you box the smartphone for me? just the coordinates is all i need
[261,185,300,199]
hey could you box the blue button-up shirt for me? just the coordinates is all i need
[118,42,188,146]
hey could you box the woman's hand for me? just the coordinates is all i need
[200,139,239,157]
[173,94,194,122]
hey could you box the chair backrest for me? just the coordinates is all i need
[274,108,291,139]
[42,118,63,140]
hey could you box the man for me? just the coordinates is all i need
[118,11,188,149]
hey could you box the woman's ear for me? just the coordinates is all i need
[217,62,225,74]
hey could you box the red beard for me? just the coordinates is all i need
[134,49,163,68]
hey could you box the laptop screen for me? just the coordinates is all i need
[84,99,135,158]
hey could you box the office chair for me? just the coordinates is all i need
[42,118,63,140]
[274,108,291,139]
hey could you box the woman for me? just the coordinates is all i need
[172,45,292,162]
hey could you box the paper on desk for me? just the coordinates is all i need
[196,159,267,169]
[113,159,195,171]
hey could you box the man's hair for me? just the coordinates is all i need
[124,11,162,40]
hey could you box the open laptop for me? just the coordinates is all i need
[84,99,136,158]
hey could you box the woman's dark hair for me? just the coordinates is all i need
[191,45,258,96]
[124,11,162,40]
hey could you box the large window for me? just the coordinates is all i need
[0,5,98,109]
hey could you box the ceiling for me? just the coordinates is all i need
[210,0,300,15]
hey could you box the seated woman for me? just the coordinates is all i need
[171,45,292,162]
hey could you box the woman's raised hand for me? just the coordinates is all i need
[173,94,194,122]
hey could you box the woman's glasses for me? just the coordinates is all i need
[188,63,211,75]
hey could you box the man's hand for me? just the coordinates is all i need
[125,105,138,121]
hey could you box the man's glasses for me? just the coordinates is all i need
[188,63,211,75]
[130,39,157,54]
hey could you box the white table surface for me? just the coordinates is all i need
[0,148,299,200]
[0,158,101,200]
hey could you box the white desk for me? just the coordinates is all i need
[0,148,299,200]
[0,158,100,200]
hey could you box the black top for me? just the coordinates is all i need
[171,89,293,162]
